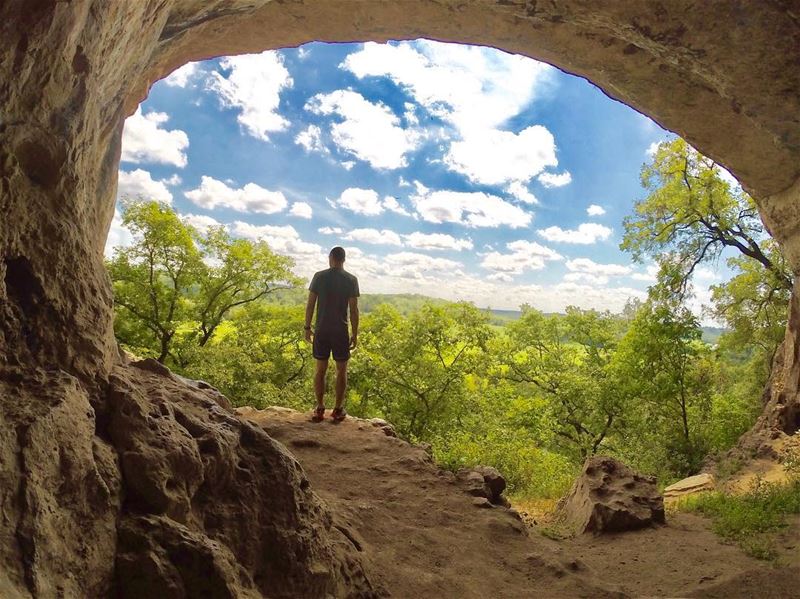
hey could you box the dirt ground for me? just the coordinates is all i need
[241,407,800,598]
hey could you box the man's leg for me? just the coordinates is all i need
[314,359,328,408]
[334,359,348,409]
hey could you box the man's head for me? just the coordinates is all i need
[329,246,346,268]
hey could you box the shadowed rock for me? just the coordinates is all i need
[558,456,665,535]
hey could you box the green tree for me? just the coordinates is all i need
[351,303,491,441]
[611,298,713,477]
[108,199,298,363]
[499,306,623,460]
[107,200,201,362]
[621,138,792,295]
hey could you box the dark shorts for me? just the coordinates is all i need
[313,328,350,362]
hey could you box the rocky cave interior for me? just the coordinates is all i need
[1,1,799,597]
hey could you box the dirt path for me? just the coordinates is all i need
[241,407,800,598]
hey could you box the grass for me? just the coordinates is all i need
[675,477,800,560]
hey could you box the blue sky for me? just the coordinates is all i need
[110,40,731,316]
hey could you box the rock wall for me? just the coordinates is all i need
[1,0,799,595]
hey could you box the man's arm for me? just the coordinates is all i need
[348,296,359,349]
[304,291,317,342]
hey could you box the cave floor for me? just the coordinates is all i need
[242,407,800,598]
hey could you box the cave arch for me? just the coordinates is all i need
[2,3,800,596]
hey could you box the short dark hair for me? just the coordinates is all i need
[329,246,346,262]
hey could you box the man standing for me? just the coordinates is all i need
[304,246,359,422]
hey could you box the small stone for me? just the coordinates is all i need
[472,497,493,508]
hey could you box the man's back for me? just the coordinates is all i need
[309,267,359,330]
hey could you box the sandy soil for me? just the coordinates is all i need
[241,407,800,598]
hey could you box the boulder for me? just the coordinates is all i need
[457,466,509,506]
[557,456,665,535]
[664,473,716,500]
[368,418,397,438]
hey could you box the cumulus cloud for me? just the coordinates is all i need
[537,223,613,244]
[289,202,313,219]
[411,183,532,228]
[117,169,173,204]
[121,108,189,167]
[331,187,384,216]
[208,51,293,141]
[480,240,562,275]
[506,181,539,205]
[319,226,343,235]
[306,90,420,169]
[164,62,200,87]
[646,141,662,157]
[344,228,403,246]
[444,126,557,186]
[185,176,287,214]
[104,209,133,258]
[587,204,606,216]
[403,232,473,251]
[342,40,552,134]
[295,124,329,154]
[230,221,322,257]
[630,264,659,282]
[342,40,559,186]
[383,196,412,217]
[180,213,222,233]
[566,258,631,278]
[377,252,464,280]
[537,171,572,188]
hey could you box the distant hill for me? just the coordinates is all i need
[266,289,727,340]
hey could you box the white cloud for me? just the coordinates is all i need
[342,41,558,186]
[566,258,631,277]
[295,124,328,154]
[379,252,463,280]
[344,228,403,246]
[646,141,661,157]
[693,266,722,282]
[403,232,473,251]
[105,209,133,258]
[506,181,539,205]
[230,221,322,257]
[342,40,552,134]
[537,223,613,244]
[208,51,293,141]
[164,62,200,87]
[117,169,173,204]
[163,174,182,186]
[306,89,420,169]
[180,213,222,233]
[121,107,189,167]
[411,184,532,228]
[383,196,412,217]
[630,264,659,282]
[480,240,562,275]
[341,160,356,170]
[563,272,611,285]
[331,187,384,216]
[487,273,514,283]
[444,125,557,186]
[587,204,606,216]
[289,202,313,219]
[319,226,343,235]
[537,171,572,188]
[185,176,287,214]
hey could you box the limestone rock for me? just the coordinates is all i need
[368,417,397,437]
[558,456,665,535]
[664,474,716,500]
[457,466,509,506]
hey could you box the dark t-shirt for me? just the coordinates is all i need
[309,267,360,331]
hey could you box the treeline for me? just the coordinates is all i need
[107,138,791,499]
